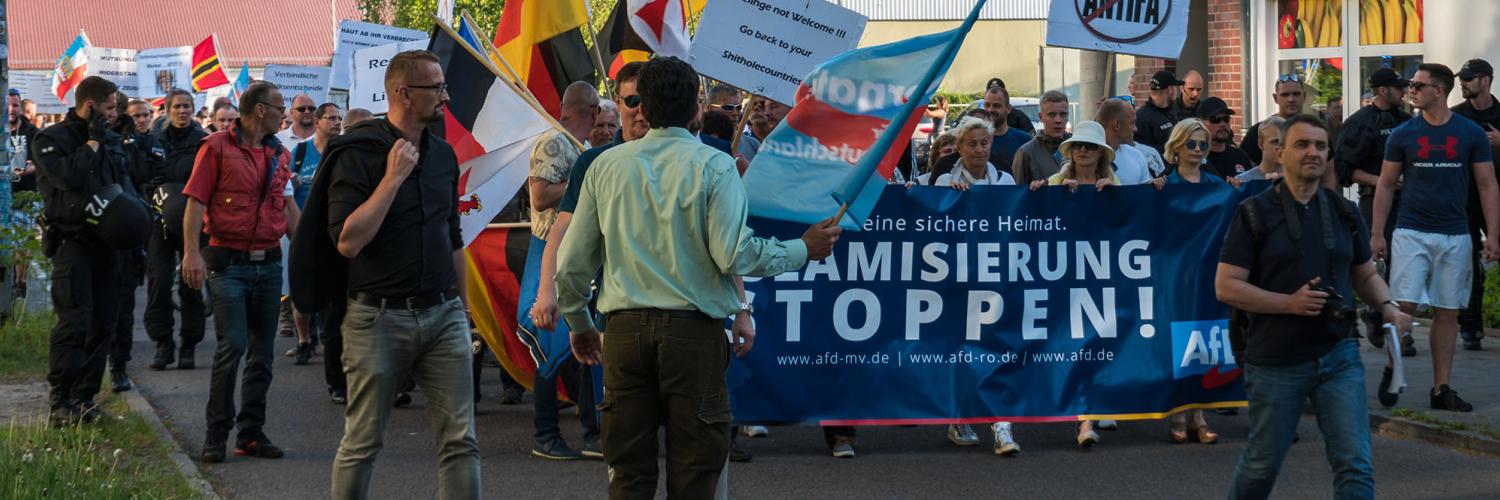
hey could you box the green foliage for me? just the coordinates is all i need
[357,0,507,33]
[0,191,47,272]
[1483,264,1500,328]
[1308,64,1343,106]
[0,311,54,381]
[1,396,199,499]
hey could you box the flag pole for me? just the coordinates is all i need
[729,94,756,156]
[580,0,611,96]
[434,17,585,152]
[458,12,526,86]
[454,12,582,150]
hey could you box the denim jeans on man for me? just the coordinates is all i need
[331,297,480,500]
[204,262,282,441]
[534,357,599,448]
[1229,339,1374,499]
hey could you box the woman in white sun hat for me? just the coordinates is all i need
[1029,120,1118,192]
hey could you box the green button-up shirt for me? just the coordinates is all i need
[557,127,809,333]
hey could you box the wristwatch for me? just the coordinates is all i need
[1382,300,1401,311]
[737,302,754,315]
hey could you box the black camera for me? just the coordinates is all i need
[1311,282,1357,327]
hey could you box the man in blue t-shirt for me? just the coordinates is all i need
[980,83,1033,175]
[1370,63,1500,412]
[291,103,343,208]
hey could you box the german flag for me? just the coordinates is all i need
[493,0,596,118]
[190,34,230,92]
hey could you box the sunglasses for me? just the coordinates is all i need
[1185,139,1210,151]
[294,106,316,113]
[1110,95,1136,106]
[1072,142,1101,152]
[716,103,742,112]
[1409,81,1436,92]
[621,94,641,109]
[1207,115,1231,124]
[1277,74,1301,82]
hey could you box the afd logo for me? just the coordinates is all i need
[1169,320,1241,389]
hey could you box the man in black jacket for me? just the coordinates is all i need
[144,89,209,370]
[9,89,40,193]
[106,94,163,393]
[1136,70,1184,154]
[31,76,132,426]
[1453,59,1500,351]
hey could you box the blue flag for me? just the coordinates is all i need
[743,0,986,229]
[230,63,251,102]
[456,15,483,52]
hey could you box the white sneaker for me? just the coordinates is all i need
[991,422,1020,456]
[1095,419,1118,430]
[742,425,769,438]
[947,424,979,446]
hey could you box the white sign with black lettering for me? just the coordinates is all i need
[1045,0,1190,59]
[136,46,193,98]
[331,20,428,90]
[88,47,138,97]
[688,0,866,105]
[11,71,67,113]
[264,64,333,108]
[347,39,430,114]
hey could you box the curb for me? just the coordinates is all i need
[120,377,222,499]
[1368,411,1500,458]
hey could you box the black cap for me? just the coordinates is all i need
[1368,68,1409,89]
[1196,96,1235,119]
[1459,59,1493,80]
[1149,70,1184,90]
[986,78,1006,91]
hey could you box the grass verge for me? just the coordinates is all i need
[0,311,54,381]
[1392,408,1500,441]
[1,393,200,499]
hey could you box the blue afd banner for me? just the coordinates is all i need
[729,183,1262,425]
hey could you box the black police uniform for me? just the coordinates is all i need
[1135,99,1177,155]
[1451,99,1500,337]
[1335,103,1410,237]
[106,123,162,383]
[31,108,132,414]
[143,122,209,368]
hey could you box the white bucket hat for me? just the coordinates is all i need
[1059,121,1115,165]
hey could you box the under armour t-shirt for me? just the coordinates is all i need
[1385,114,1493,235]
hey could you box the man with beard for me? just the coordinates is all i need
[981,81,1035,176]
[1200,97,1255,178]
[1135,71,1184,154]
[1012,90,1071,186]
[1452,58,1500,351]
[1173,70,1206,121]
[144,89,209,371]
[1243,76,1308,164]
[739,96,788,162]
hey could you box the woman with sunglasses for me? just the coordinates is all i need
[1155,119,1240,193]
[1028,121,1118,194]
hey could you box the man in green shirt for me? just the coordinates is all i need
[556,57,840,500]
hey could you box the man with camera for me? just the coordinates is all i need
[1217,115,1411,499]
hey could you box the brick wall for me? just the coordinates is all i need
[1129,0,1248,137]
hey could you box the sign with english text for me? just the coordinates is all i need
[1044,0,1191,59]
[688,0,866,105]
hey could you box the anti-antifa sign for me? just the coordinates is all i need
[1044,0,1190,59]
[730,184,1253,424]
[689,0,866,105]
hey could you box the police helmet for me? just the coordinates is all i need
[84,183,151,250]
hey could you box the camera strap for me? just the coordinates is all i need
[1275,182,1340,288]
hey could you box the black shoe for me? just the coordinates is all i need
[1431,385,1474,412]
[330,387,347,405]
[77,400,108,423]
[1377,367,1399,407]
[1461,330,1484,351]
[201,438,227,463]
[110,371,132,393]
[149,343,175,370]
[581,438,603,459]
[531,440,583,460]
[394,392,412,408]
[1214,408,1239,416]
[1401,334,1417,357]
[294,342,313,365]
[234,435,285,459]
[177,345,195,370]
[499,387,523,405]
[729,442,753,462]
[48,404,80,428]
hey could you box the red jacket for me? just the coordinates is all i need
[183,128,293,251]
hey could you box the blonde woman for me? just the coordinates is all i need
[1156,118,1242,190]
[936,116,1016,189]
[1028,121,1119,193]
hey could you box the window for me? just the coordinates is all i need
[1258,0,1424,122]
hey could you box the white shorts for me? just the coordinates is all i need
[1390,228,1472,309]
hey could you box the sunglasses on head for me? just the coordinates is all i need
[1277,74,1301,83]
[1185,139,1210,151]
[621,94,641,109]
[1207,115,1231,124]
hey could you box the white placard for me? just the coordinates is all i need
[1045,0,1190,59]
[264,64,333,108]
[331,20,428,90]
[87,47,138,97]
[11,71,68,113]
[348,39,431,114]
[688,0,866,105]
[136,46,193,98]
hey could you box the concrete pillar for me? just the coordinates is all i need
[1078,50,1110,123]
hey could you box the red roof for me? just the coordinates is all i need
[10,0,366,69]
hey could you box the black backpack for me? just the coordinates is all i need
[1228,186,1362,357]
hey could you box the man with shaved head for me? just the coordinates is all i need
[1174,70,1206,121]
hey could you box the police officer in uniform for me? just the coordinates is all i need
[144,88,209,370]
[105,93,162,393]
[32,76,147,425]
[1135,70,1185,155]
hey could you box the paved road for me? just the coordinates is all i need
[121,302,1500,499]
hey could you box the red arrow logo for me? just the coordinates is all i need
[1201,365,1242,389]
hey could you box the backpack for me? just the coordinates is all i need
[1227,186,1362,357]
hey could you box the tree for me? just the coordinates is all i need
[357,0,507,33]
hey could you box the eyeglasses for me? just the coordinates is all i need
[1072,142,1101,152]
[621,94,641,109]
[1185,139,1210,151]
[1207,115,1231,124]
[259,102,286,114]
[716,103,742,113]
[406,82,449,94]
[294,106,316,113]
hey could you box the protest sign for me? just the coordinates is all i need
[12,71,67,113]
[730,183,1257,424]
[688,0,866,105]
[1045,0,1191,59]
[87,47,138,97]
[136,46,193,98]
[330,20,428,90]
[263,64,332,109]
[347,39,430,114]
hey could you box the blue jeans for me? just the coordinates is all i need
[1229,339,1374,500]
[204,262,282,439]
[533,358,599,446]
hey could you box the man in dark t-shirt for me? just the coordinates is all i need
[1199,97,1255,178]
[1451,58,1500,350]
[1218,115,1408,499]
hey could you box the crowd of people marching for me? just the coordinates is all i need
[16,50,1500,499]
